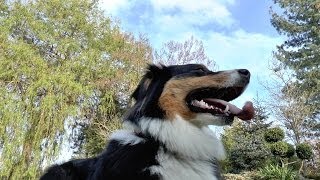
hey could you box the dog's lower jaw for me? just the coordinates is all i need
[190,113,234,127]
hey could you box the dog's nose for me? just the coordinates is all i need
[238,69,250,78]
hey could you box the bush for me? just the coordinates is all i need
[228,138,270,173]
[222,118,271,173]
[296,143,313,160]
[264,127,285,143]
[270,141,289,157]
[286,143,295,158]
[257,164,296,180]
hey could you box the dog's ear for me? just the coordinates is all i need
[131,75,151,101]
[131,64,168,101]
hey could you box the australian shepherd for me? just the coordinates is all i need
[41,64,254,180]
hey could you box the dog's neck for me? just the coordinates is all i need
[124,116,226,161]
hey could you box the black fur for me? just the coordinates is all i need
[41,138,161,180]
[91,139,160,180]
[40,157,97,180]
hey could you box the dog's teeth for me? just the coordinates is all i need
[192,100,220,110]
[224,105,229,113]
[191,100,199,106]
[198,100,209,108]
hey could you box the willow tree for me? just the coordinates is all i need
[0,0,151,179]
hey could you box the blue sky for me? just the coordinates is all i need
[100,0,284,107]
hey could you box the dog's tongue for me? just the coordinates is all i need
[236,101,255,120]
[205,99,254,120]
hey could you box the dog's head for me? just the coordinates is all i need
[127,64,254,127]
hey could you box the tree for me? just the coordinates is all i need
[222,98,271,173]
[270,0,320,174]
[265,69,318,142]
[0,0,151,179]
[296,143,313,174]
[75,34,152,157]
[270,0,320,140]
[264,127,294,159]
[153,36,217,69]
[264,127,313,176]
[270,0,320,112]
[257,128,298,180]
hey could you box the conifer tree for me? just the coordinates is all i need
[271,0,320,116]
[270,0,319,171]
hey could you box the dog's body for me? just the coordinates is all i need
[41,64,254,180]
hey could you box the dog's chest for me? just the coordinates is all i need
[148,150,219,180]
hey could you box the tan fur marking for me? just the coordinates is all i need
[159,73,231,120]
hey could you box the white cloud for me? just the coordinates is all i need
[204,29,282,73]
[100,0,131,15]
[150,0,235,27]
[100,0,236,36]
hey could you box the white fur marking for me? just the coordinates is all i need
[149,148,218,180]
[139,116,225,160]
[110,130,145,145]
[224,70,241,87]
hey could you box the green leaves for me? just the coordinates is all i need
[264,127,285,143]
[270,141,293,158]
[296,143,313,160]
[221,99,271,173]
[257,164,296,180]
[270,1,319,173]
[271,0,320,111]
[0,0,151,178]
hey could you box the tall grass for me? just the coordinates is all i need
[257,164,296,180]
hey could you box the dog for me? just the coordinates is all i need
[41,64,254,180]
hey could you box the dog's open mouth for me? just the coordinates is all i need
[186,87,254,121]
